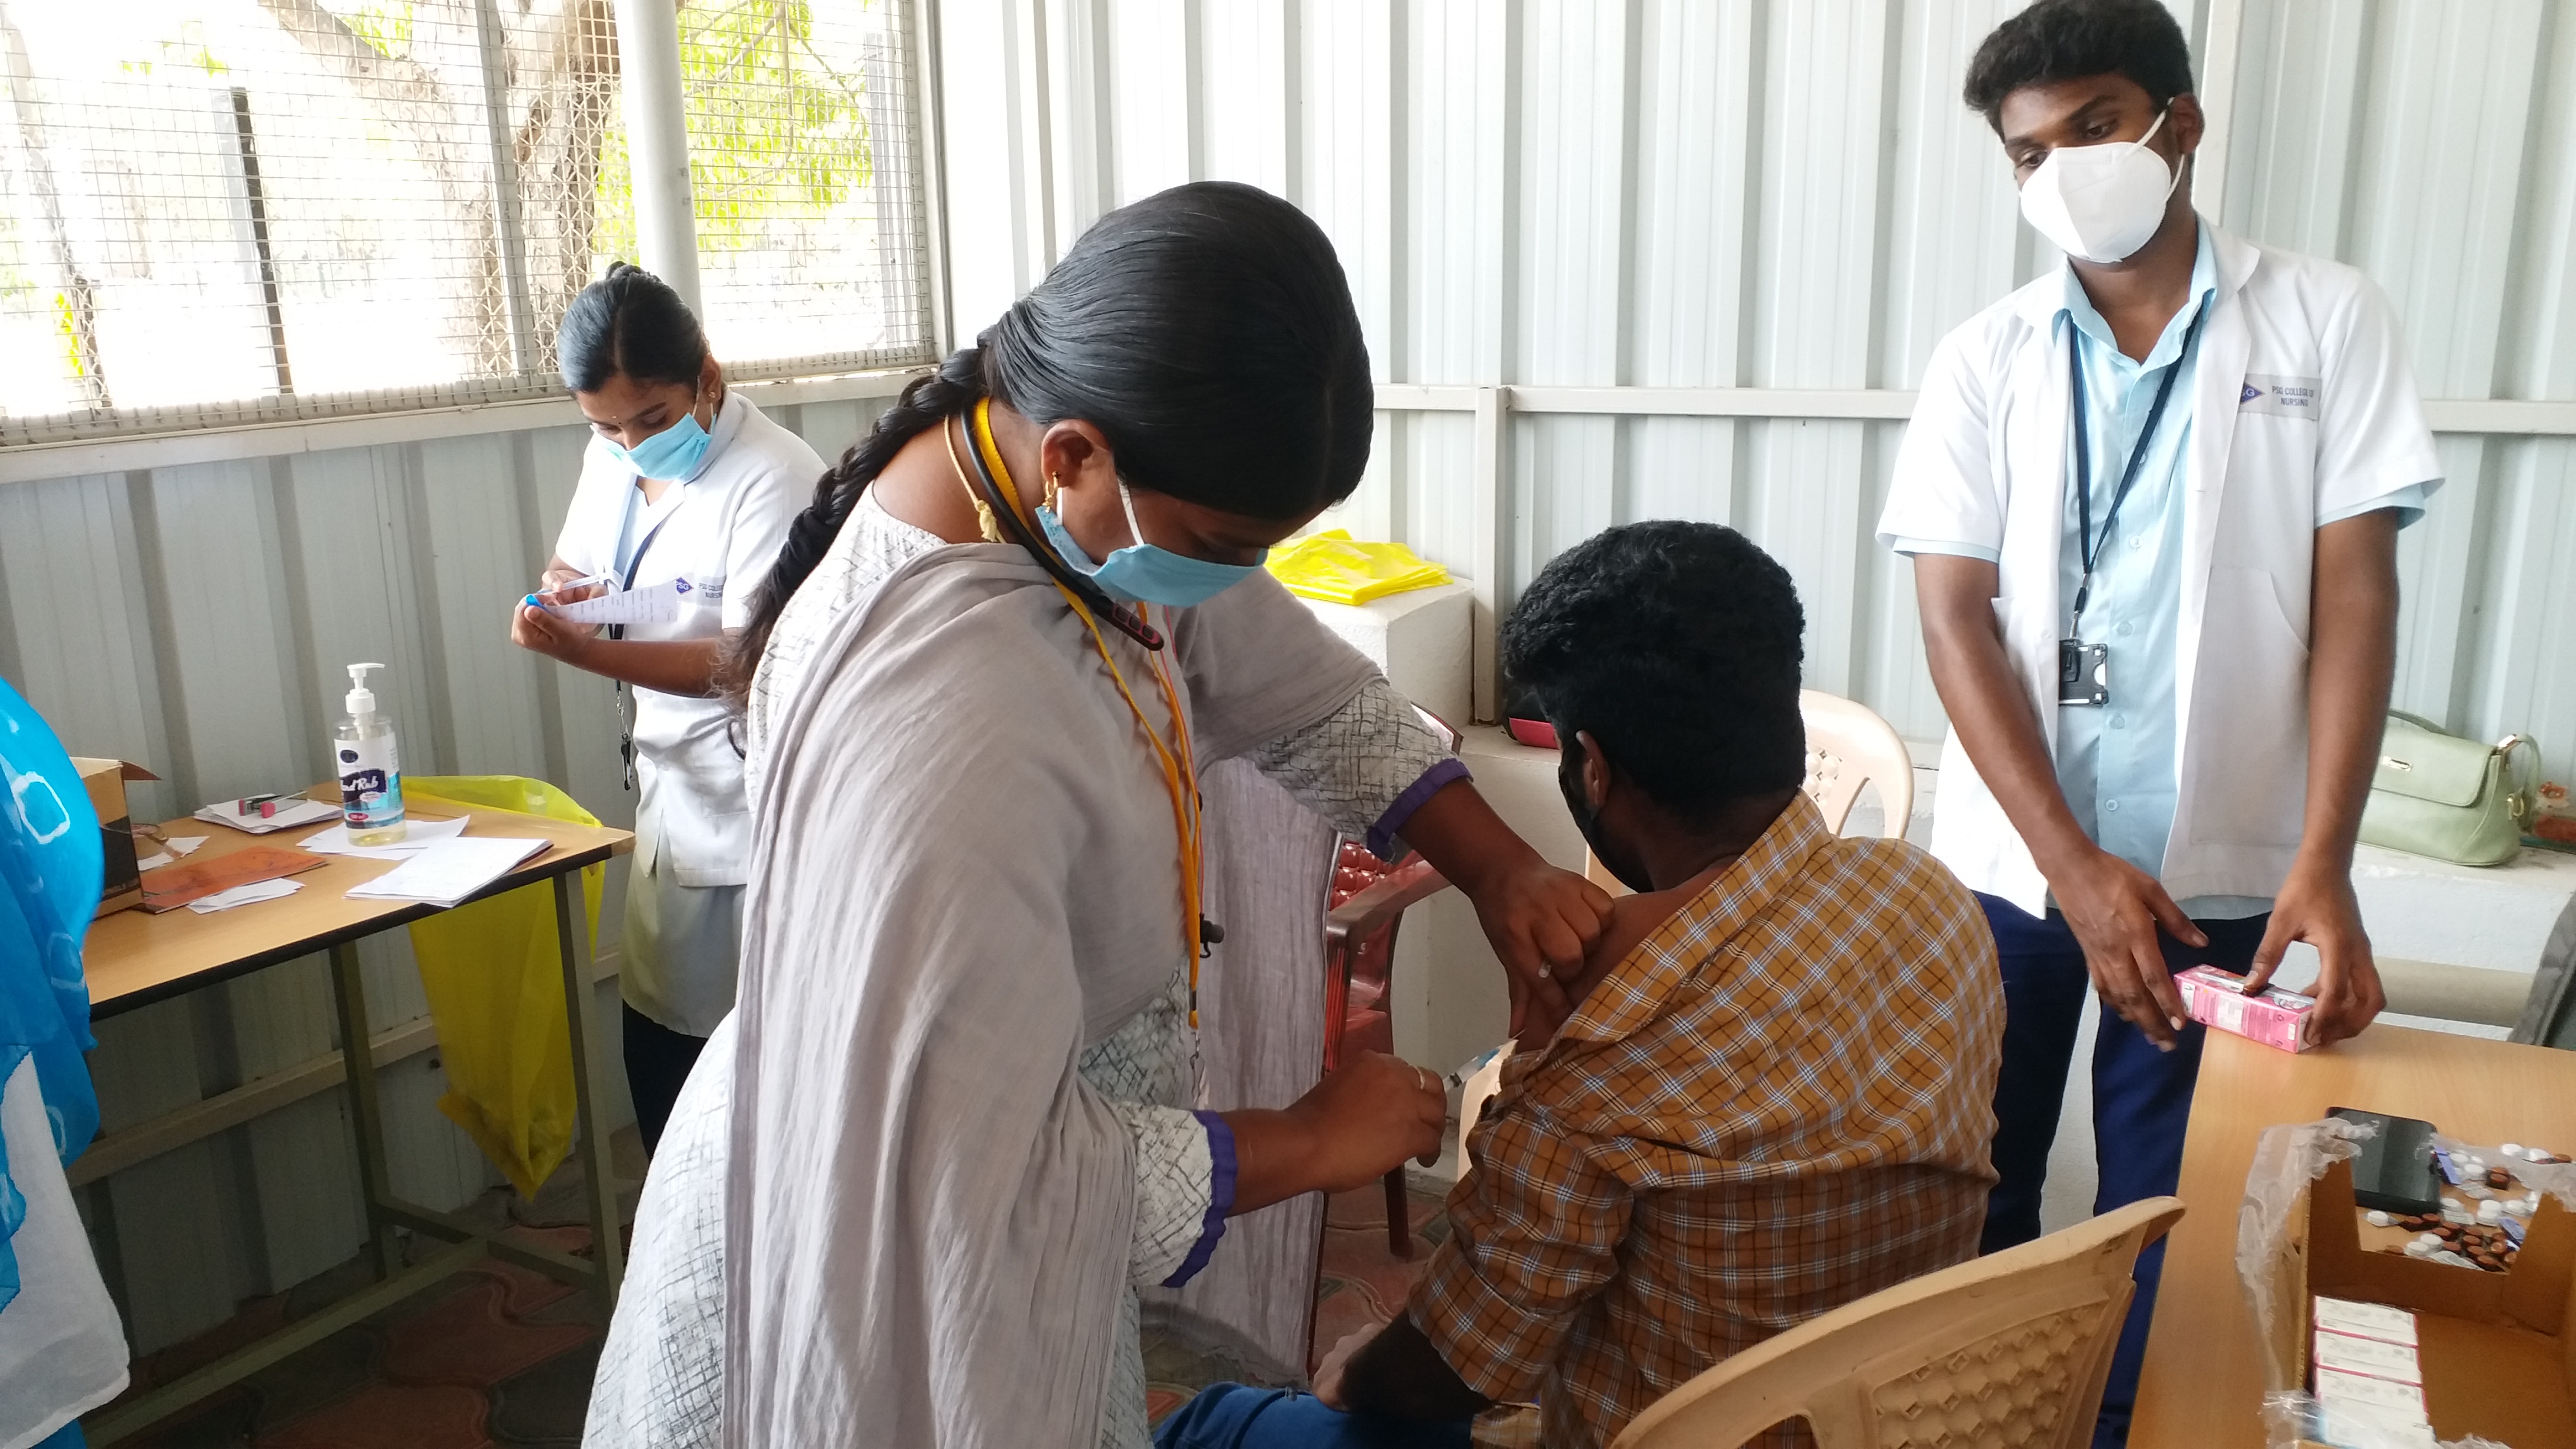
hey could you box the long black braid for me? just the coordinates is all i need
[720,180,1372,702]
[719,344,987,700]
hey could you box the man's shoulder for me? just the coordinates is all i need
[2231,236,2390,330]
[1801,835,1991,957]
[1925,274,2058,370]
[1813,831,1977,898]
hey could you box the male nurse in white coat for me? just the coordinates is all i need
[1876,3,2439,1443]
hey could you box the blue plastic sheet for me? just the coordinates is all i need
[0,678,104,1317]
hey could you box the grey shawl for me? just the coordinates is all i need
[722,549,1376,1449]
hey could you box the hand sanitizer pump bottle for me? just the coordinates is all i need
[336,662,408,845]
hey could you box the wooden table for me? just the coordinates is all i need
[2130,1025,2576,1447]
[81,792,633,1446]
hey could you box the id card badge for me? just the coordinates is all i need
[2059,639,2109,707]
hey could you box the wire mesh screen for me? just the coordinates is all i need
[652,0,931,379]
[0,0,934,448]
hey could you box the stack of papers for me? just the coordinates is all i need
[299,816,471,860]
[345,837,548,909]
[198,797,341,834]
[187,878,305,915]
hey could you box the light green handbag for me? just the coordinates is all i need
[2357,711,2536,867]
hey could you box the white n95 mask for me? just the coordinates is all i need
[2019,108,2184,264]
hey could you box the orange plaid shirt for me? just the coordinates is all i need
[1415,794,2003,1449]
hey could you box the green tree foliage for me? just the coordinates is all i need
[593,0,873,264]
[340,2,414,63]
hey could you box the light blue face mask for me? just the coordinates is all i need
[1036,479,1265,609]
[606,387,713,482]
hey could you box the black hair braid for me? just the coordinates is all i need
[719,180,1372,701]
[718,344,988,702]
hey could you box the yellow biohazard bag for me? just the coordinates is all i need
[401,775,605,1198]
[1263,530,1450,605]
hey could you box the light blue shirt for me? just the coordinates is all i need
[1900,224,2425,919]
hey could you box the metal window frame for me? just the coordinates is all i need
[0,0,947,461]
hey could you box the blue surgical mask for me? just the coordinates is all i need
[607,389,714,482]
[1035,479,1264,609]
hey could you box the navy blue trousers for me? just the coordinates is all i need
[1975,893,2270,1449]
[622,1003,708,1155]
[1153,1384,1471,1449]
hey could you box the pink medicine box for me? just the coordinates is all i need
[2176,965,2317,1053]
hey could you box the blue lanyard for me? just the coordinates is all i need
[2067,306,2204,635]
[609,479,679,640]
[607,478,680,790]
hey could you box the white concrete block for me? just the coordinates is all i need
[2350,842,2576,985]
[1295,582,1474,731]
[1391,727,1588,1076]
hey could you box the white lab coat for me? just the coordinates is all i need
[556,390,817,888]
[556,391,817,1033]
[1877,222,2442,917]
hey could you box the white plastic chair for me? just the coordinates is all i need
[1584,690,1915,897]
[1611,1199,2186,1449]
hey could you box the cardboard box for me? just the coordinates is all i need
[2269,1158,2576,1447]
[2177,964,2317,1052]
[69,758,157,918]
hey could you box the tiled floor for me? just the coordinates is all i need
[1304,1178,1453,1373]
[94,1170,1459,1447]
[1138,1176,1455,1430]
[103,1224,608,1449]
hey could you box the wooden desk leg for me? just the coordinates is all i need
[554,865,624,1307]
[328,940,404,1281]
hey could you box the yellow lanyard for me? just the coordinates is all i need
[969,402,1210,1025]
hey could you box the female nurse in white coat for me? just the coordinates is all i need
[510,263,818,1152]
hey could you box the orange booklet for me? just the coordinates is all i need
[139,846,330,913]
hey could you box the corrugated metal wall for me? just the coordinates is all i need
[7,0,2575,1361]
[0,393,887,1353]
[935,0,2576,785]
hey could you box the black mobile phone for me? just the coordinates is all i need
[2328,1107,2445,1216]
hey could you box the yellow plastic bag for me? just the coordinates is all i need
[1264,530,1451,605]
[401,775,605,1198]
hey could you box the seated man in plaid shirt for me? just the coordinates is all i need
[1159,522,2004,1449]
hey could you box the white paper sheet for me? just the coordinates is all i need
[196,797,341,834]
[299,815,471,859]
[186,878,305,914]
[544,577,690,626]
[167,836,208,857]
[345,837,547,908]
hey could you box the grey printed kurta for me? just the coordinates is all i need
[587,492,1456,1448]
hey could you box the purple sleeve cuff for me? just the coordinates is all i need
[1163,1111,1238,1288]
[1365,758,1471,860]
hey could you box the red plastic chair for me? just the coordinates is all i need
[1322,842,1453,1258]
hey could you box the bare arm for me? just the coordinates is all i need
[1220,1051,1445,1215]
[1913,553,2203,1045]
[1397,778,1609,1034]
[1319,1314,1491,1422]
[2242,510,2398,1044]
